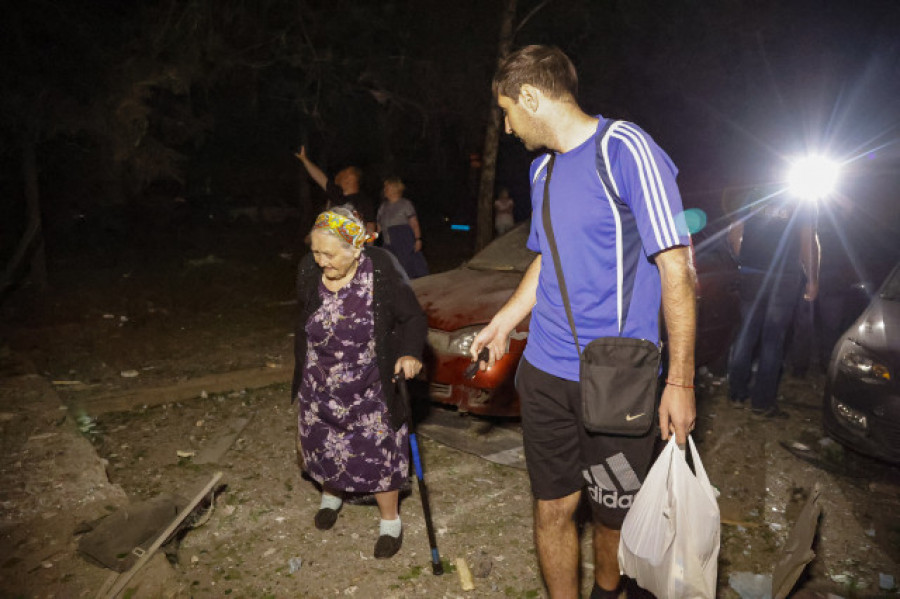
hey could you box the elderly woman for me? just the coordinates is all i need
[291,206,426,559]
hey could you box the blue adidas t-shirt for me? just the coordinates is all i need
[523,117,690,381]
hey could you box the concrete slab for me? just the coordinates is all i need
[417,409,525,470]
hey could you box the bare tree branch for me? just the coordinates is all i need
[514,0,553,38]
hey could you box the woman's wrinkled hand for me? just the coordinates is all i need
[394,356,423,380]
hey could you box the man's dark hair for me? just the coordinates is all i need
[492,45,578,103]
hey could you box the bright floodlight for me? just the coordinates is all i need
[788,155,839,201]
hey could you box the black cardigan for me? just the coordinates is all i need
[291,247,427,430]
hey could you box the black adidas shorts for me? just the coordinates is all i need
[515,358,661,529]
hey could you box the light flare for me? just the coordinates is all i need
[787,155,840,201]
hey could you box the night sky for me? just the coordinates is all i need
[2,0,899,275]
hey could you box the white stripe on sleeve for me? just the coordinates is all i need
[619,123,680,243]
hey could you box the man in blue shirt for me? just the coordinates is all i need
[471,46,697,598]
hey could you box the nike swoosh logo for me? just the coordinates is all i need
[625,413,645,421]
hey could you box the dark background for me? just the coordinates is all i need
[2,0,900,290]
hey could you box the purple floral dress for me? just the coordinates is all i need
[297,255,409,493]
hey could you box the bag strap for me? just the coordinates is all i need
[540,153,585,358]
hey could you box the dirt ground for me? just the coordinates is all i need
[1,223,898,598]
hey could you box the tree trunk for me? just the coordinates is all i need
[22,129,48,290]
[474,0,517,252]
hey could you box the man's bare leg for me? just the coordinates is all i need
[534,490,582,599]
[592,521,622,592]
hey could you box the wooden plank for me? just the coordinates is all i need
[193,416,254,464]
[104,472,223,599]
[74,366,291,415]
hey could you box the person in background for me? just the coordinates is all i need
[787,199,868,376]
[291,206,426,559]
[471,45,696,599]
[494,187,516,236]
[727,188,819,418]
[377,176,429,279]
[295,146,376,236]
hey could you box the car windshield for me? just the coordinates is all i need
[879,264,900,301]
[466,222,537,273]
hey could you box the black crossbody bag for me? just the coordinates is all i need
[540,121,661,436]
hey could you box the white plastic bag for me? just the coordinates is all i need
[618,435,720,598]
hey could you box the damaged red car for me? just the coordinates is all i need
[411,222,740,417]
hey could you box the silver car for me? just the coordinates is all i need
[823,262,900,463]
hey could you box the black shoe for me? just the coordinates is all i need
[314,507,339,530]
[589,578,624,599]
[751,407,789,420]
[374,531,403,559]
[622,576,655,598]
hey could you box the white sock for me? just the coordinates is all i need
[320,493,342,511]
[379,517,402,538]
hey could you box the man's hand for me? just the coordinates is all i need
[470,255,541,373]
[469,321,510,372]
[394,356,423,380]
[658,384,695,444]
[293,146,328,190]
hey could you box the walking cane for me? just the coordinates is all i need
[397,374,444,575]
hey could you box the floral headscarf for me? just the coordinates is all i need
[313,210,368,249]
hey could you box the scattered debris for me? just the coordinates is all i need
[772,484,822,598]
[470,550,493,578]
[120,370,139,378]
[78,493,191,572]
[880,573,895,590]
[289,557,303,574]
[456,557,474,591]
[76,414,97,435]
[728,571,772,599]
[185,254,224,268]
[176,450,195,458]
[99,472,223,599]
